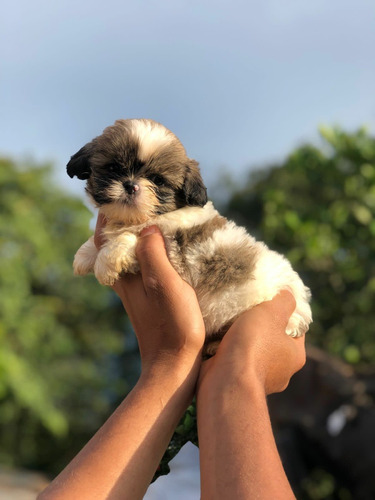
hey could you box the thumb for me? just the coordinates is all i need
[136,226,175,289]
[270,290,297,330]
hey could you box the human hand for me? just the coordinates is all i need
[39,216,206,500]
[199,291,306,395]
[94,213,205,374]
[197,292,303,499]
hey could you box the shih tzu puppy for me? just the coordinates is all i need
[67,119,312,354]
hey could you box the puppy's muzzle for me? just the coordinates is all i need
[123,180,140,195]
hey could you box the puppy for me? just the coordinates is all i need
[67,119,312,354]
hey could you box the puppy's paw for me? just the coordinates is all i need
[95,269,119,286]
[94,234,138,286]
[286,311,309,338]
[73,236,98,275]
[94,251,120,286]
[285,327,302,338]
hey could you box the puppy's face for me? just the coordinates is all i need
[67,119,207,225]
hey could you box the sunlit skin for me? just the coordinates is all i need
[38,214,305,500]
[197,289,305,499]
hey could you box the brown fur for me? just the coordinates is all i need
[197,242,258,293]
[174,215,227,251]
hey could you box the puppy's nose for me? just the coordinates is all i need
[123,180,140,195]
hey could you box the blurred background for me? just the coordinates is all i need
[1,1,375,498]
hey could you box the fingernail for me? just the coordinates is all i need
[140,225,160,237]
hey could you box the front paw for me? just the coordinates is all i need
[94,250,121,286]
[94,243,139,286]
[73,237,98,276]
[286,311,309,338]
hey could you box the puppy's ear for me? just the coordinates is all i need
[66,145,92,180]
[183,160,208,207]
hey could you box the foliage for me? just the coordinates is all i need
[0,158,138,474]
[222,127,375,366]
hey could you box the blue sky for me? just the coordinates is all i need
[1,0,375,195]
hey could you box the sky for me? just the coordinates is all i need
[1,0,375,196]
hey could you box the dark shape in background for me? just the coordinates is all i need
[270,346,375,499]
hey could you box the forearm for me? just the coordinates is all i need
[39,360,199,500]
[198,373,295,500]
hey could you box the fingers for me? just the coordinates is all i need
[273,290,297,316]
[93,217,176,301]
[290,336,307,372]
[257,290,297,332]
[271,292,306,382]
[135,226,178,293]
[271,291,307,371]
[94,218,175,290]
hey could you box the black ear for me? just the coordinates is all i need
[183,160,208,207]
[66,145,92,180]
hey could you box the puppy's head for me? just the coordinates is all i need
[67,119,207,225]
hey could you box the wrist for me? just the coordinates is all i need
[199,359,266,404]
[141,343,202,374]
[140,352,201,398]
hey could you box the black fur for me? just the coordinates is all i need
[66,146,92,180]
[182,160,208,207]
[87,175,114,206]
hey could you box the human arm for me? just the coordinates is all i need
[197,292,305,500]
[38,219,205,500]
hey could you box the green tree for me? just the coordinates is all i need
[222,127,375,366]
[0,157,137,474]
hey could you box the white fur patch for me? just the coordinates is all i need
[155,202,218,233]
[73,236,98,275]
[104,201,219,236]
[131,120,174,162]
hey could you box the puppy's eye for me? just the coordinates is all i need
[107,163,122,174]
[150,174,165,186]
